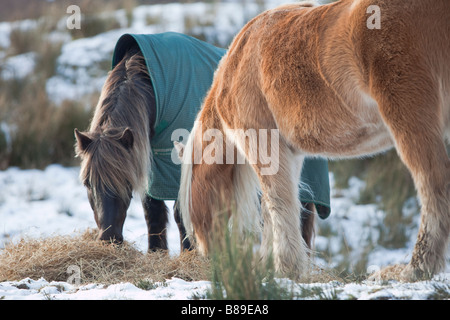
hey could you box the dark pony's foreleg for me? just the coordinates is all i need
[173,202,192,251]
[142,195,168,251]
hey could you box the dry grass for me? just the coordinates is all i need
[0,228,342,292]
[0,229,211,285]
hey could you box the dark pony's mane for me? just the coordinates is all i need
[76,48,154,201]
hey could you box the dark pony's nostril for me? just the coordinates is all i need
[99,236,124,245]
[97,229,124,245]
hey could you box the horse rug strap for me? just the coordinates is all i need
[112,32,331,219]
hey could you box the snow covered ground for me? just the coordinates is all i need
[0,165,449,300]
[2,273,449,300]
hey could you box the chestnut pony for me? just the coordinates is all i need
[179,0,450,280]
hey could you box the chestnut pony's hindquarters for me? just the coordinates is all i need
[179,0,450,280]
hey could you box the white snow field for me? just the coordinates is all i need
[0,165,448,300]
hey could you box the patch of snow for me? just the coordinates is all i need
[0,277,211,300]
[1,52,36,80]
[0,22,12,49]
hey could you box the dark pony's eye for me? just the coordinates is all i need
[84,179,92,190]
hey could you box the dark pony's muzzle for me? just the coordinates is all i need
[85,183,130,246]
[97,227,124,244]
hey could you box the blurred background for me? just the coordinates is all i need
[0,0,425,275]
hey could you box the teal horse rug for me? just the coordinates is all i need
[112,32,331,219]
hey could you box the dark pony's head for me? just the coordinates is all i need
[75,48,154,243]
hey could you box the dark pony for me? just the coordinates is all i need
[74,46,190,251]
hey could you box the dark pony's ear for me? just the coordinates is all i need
[74,129,93,154]
[119,128,134,150]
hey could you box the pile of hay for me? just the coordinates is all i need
[0,229,210,284]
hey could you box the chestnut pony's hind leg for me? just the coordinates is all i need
[373,72,450,280]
